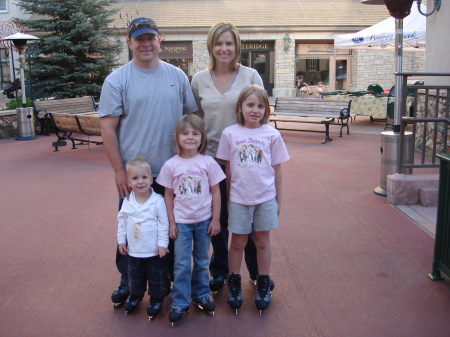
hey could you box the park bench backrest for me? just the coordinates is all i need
[274,98,351,117]
[33,96,97,116]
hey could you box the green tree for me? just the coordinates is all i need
[17,0,122,99]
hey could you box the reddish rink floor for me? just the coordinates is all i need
[1,119,449,337]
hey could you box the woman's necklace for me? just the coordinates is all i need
[211,70,234,86]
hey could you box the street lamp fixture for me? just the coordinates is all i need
[283,33,291,54]
[2,33,39,140]
[360,0,441,17]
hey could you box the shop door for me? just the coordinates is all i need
[335,59,348,91]
[251,52,271,95]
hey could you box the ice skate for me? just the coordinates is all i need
[169,306,190,327]
[194,295,215,316]
[124,294,143,315]
[251,274,275,291]
[227,274,242,314]
[209,275,225,294]
[147,297,164,321]
[255,275,271,315]
[111,284,129,309]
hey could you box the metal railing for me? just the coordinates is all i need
[429,154,450,281]
[396,72,450,174]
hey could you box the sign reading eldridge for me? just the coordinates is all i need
[241,41,274,51]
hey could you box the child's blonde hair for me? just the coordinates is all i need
[235,84,271,126]
[173,114,207,155]
[126,156,152,175]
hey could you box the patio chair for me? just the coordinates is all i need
[367,84,384,95]
[348,91,367,97]
[384,102,395,130]
[371,85,395,124]
[321,91,339,97]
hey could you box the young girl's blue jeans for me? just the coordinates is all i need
[171,219,212,308]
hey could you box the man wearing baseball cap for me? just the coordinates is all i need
[98,17,198,317]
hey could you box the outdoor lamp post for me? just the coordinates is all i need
[2,33,39,140]
[361,0,416,196]
[361,0,440,196]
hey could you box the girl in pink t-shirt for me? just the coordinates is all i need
[156,114,225,326]
[216,84,289,315]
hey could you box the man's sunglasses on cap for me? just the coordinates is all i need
[128,19,158,36]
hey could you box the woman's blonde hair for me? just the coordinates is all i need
[173,114,208,155]
[235,85,271,126]
[206,22,241,71]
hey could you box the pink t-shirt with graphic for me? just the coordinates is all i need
[156,154,226,224]
[216,124,290,206]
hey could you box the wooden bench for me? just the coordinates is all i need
[33,97,102,151]
[270,98,352,143]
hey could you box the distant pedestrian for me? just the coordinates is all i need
[297,76,311,97]
[316,81,324,98]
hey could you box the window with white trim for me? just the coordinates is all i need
[0,0,7,12]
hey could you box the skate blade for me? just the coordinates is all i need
[257,302,271,315]
[171,311,190,328]
[195,304,215,316]
[148,313,160,321]
[125,308,137,315]
[112,302,124,309]
[148,310,161,321]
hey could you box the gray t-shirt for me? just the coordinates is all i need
[98,60,198,175]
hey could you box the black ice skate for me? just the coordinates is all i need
[147,297,164,321]
[169,306,190,327]
[124,294,143,315]
[194,295,215,316]
[111,284,129,308]
[255,275,271,315]
[251,274,275,291]
[227,274,242,314]
[209,275,225,293]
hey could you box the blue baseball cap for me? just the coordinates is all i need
[128,17,160,38]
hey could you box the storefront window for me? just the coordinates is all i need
[295,57,330,86]
[0,0,7,12]
[159,41,193,79]
[161,58,189,78]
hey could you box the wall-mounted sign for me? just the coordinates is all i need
[159,41,192,59]
[242,41,274,51]
[296,44,350,55]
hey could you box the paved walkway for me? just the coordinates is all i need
[1,117,449,337]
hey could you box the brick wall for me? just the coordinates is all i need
[193,40,209,74]
[352,49,425,92]
[273,38,297,98]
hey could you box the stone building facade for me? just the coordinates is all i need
[113,31,424,98]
